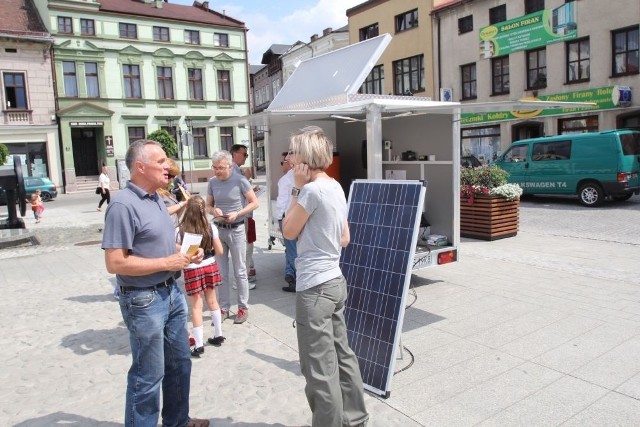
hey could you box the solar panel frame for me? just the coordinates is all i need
[341,179,426,397]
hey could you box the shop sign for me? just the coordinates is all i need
[69,121,104,127]
[479,4,577,59]
[105,135,114,157]
[461,86,630,125]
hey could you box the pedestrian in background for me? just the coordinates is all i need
[30,189,44,224]
[207,150,258,324]
[276,152,297,292]
[177,195,226,358]
[97,165,110,212]
[102,139,209,427]
[282,126,368,427]
[230,143,258,283]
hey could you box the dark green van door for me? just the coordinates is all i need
[495,143,530,192]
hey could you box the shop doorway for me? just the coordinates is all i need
[71,128,99,176]
[512,122,544,142]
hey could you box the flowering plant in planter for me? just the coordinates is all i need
[489,183,523,201]
[460,164,521,201]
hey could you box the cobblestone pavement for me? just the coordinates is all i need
[519,194,640,245]
[2,183,640,426]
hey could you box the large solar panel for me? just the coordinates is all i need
[340,180,425,397]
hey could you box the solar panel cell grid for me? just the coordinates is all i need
[341,180,425,397]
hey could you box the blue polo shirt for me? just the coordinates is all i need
[102,181,177,287]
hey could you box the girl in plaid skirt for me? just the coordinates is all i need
[178,196,225,357]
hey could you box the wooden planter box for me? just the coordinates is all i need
[460,196,519,241]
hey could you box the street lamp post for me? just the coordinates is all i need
[184,118,193,186]
[165,117,185,182]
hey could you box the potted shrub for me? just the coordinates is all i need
[460,164,523,240]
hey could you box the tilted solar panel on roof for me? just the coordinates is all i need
[340,180,425,397]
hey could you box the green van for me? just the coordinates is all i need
[494,130,640,207]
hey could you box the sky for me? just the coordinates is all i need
[171,0,363,64]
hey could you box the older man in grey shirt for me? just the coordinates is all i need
[207,150,258,324]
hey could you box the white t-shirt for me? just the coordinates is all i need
[276,170,294,220]
[99,172,110,190]
[295,178,346,291]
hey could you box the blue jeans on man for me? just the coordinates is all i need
[119,283,192,427]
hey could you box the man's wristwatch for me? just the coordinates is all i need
[291,187,301,197]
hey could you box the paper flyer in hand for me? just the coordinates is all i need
[180,232,202,258]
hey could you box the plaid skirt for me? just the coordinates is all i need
[184,262,222,296]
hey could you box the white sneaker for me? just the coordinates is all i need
[249,282,256,290]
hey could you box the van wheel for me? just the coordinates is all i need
[578,182,604,207]
[612,194,633,202]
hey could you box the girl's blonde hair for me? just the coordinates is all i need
[177,195,214,252]
[289,126,333,171]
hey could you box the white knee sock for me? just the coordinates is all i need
[192,325,203,348]
[211,309,222,337]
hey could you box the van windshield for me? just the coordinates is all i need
[620,133,640,155]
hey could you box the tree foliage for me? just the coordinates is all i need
[147,129,178,158]
[0,143,9,166]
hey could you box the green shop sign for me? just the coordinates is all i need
[479,3,577,59]
[461,86,623,126]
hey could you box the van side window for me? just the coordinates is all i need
[532,140,571,161]
[620,134,640,155]
[503,145,527,162]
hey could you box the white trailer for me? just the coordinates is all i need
[211,34,590,270]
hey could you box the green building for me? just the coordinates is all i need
[33,0,250,192]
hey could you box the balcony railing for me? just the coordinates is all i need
[3,109,33,124]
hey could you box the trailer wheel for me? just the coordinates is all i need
[578,182,604,207]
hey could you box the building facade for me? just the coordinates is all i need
[33,0,250,192]
[0,0,60,187]
[347,0,435,98]
[432,0,639,163]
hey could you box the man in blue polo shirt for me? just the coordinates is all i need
[102,139,208,427]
